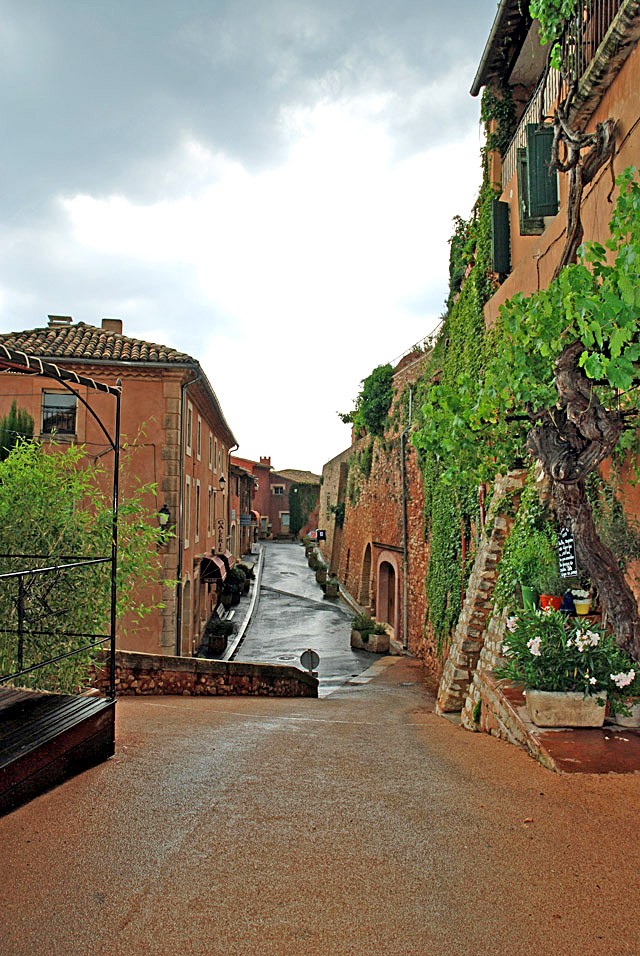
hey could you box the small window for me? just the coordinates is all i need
[186,404,193,456]
[184,476,192,548]
[517,148,545,236]
[195,480,201,542]
[196,417,202,460]
[526,124,559,219]
[42,391,77,436]
[208,433,213,470]
[272,485,285,496]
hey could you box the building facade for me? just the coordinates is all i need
[0,315,237,658]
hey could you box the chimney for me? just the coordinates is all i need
[260,456,271,467]
[48,315,73,327]
[101,318,123,334]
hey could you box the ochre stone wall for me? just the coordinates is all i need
[319,351,432,668]
[94,651,318,698]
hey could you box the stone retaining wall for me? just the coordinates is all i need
[94,651,318,698]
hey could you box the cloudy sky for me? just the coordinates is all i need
[1,0,499,473]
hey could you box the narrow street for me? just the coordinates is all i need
[233,541,379,696]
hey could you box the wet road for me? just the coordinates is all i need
[233,541,378,695]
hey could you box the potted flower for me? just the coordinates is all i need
[350,613,389,653]
[571,588,592,616]
[496,608,623,727]
[325,575,339,599]
[531,568,565,611]
[609,666,640,727]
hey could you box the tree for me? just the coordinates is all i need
[0,400,34,460]
[0,439,169,691]
[415,169,640,658]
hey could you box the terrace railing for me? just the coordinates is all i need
[502,0,624,188]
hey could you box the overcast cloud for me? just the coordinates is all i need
[0,0,498,472]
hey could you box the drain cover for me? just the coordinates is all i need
[278,655,296,661]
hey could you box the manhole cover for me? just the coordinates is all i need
[278,655,296,661]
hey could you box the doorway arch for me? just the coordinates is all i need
[376,550,400,637]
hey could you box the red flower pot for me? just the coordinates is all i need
[540,594,562,611]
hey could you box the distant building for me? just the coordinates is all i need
[230,455,320,539]
[0,315,237,658]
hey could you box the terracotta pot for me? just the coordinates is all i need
[525,689,607,727]
[539,594,562,611]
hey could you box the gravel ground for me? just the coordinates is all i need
[2,655,639,956]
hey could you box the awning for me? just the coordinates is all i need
[218,549,236,573]
[250,510,260,524]
[200,554,227,583]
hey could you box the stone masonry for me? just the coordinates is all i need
[435,471,526,714]
[94,650,318,698]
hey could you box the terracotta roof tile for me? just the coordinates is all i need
[0,322,194,365]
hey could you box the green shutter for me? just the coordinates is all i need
[491,200,511,275]
[517,147,544,236]
[526,123,559,218]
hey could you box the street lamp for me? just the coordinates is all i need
[219,474,226,490]
[158,504,171,528]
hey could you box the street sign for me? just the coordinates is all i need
[300,648,320,675]
[317,529,327,541]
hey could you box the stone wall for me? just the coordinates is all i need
[94,651,318,698]
[435,471,526,713]
[318,351,432,665]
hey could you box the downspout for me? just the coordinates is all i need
[175,370,201,656]
[400,387,413,651]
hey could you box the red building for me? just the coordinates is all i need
[0,315,237,658]
[231,455,320,539]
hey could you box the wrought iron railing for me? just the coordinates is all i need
[502,0,624,187]
[0,555,115,697]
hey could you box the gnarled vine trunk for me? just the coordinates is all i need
[526,341,640,659]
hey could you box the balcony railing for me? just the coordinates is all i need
[502,0,624,188]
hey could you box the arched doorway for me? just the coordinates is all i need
[378,561,396,629]
[359,543,372,607]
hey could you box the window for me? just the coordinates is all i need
[207,486,213,534]
[186,404,193,456]
[42,391,77,436]
[272,485,285,496]
[195,480,201,543]
[517,148,545,236]
[526,124,559,219]
[184,476,191,548]
[196,417,202,460]
[491,199,511,275]
[208,433,213,470]
[214,438,218,473]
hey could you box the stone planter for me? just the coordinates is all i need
[525,689,607,727]
[315,567,327,585]
[350,628,389,653]
[611,700,640,728]
[325,581,339,599]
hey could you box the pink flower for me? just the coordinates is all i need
[527,636,542,657]
[611,669,636,689]
[506,617,518,632]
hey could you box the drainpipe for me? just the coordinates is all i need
[400,387,413,651]
[175,370,201,655]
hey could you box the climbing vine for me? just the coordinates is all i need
[289,482,319,538]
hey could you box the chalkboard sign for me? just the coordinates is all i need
[558,526,578,578]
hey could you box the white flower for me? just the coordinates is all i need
[527,636,542,657]
[589,677,597,685]
[611,669,636,689]
[506,617,518,633]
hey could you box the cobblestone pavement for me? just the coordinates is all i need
[2,654,640,955]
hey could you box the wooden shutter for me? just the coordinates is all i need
[491,199,511,275]
[526,124,559,218]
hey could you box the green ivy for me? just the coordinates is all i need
[289,482,319,537]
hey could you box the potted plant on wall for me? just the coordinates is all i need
[496,608,634,727]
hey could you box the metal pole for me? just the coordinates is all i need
[17,575,25,672]
[401,387,413,652]
[109,386,121,699]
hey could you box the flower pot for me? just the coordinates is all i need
[525,689,607,728]
[539,594,562,611]
[521,585,538,610]
[573,599,592,616]
[611,701,640,728]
